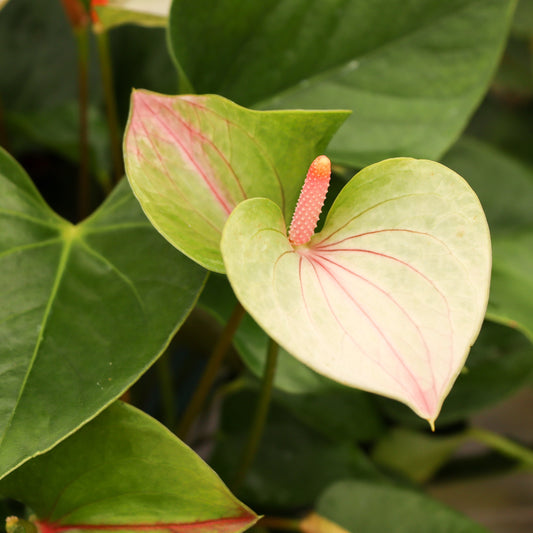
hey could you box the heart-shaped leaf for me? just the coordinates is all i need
[221,158,491,425]
[198,273,338,393]
[123,90,349,272]
[169,0,514,167]
[0,402,257,533]
[0,148,207,479]
[378,321,533,428]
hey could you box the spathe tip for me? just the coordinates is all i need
[428,418,436,432]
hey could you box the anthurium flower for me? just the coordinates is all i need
[221,156,491,427]
[124,90,349,272]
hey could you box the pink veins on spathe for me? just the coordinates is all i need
[289,155,331,246]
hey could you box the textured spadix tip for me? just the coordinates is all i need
[289,155,332,246]
[308,154,331,180]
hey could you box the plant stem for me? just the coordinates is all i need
[258,517,301,531]
[176,302,245,440]
[95,28,123,185]
[467,427,533,467]
[75,26,91,220]
[156,350,176,429]
[232,338,279,492]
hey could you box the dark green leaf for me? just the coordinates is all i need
[442,136,533,341]
[5,103,110,180]
[273,387,385,443]
[315,480,490,533]
[169,0,514,166]
[0,0,81,112]
[0,149,207,478]
[512,0,533,38]
[211,388,384,509]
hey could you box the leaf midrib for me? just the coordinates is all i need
[0,235,74,448]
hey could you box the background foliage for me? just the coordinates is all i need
[0,0,532,532]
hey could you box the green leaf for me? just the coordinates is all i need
[124,90,348,272]
[512,0,533,38]
[5,102,111,181]
[372,427,465,483]
[489,233,533,341]
[0,148,207,479]
[0,0,100,113]
[274,387,385,443]
[0,402,257,533]
[492,37,533,98]
[442,137,533,341]
[94,0,170,30]
[169,0,514,167]
[211,388,383,509]
[315,480,490,533]
[221,158,491,424]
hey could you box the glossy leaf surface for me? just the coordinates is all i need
[169,0,514,167]
[124,91,348,272]
[0,149,206,479]
[0,402,257,533]
[222,158,491,424]
[315,480,489,533]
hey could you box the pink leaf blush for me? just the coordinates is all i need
[289,155,331,246]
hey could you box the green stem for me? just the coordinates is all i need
[156,350,176,429]
[467,427,533,467]
[176,302,246,440]
[232,338,279,492]
[75,26,91,220]
[258,517,301,531]
[96,28,123,185]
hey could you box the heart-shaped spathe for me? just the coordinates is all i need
[221,158,491,426]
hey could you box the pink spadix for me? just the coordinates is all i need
[289,155,331,246]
